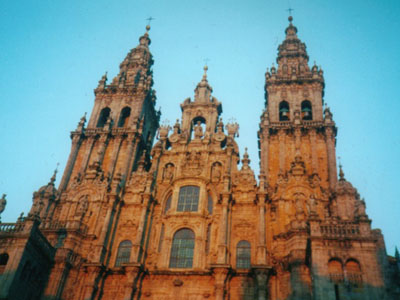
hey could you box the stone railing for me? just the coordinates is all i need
[320,223,360,238]
[329,273,344,283]
[40,220,88,235]
[0,222,25,233]
[347,273,363,284]
[268,120,325,128]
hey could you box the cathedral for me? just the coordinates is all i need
[0,17,399,300]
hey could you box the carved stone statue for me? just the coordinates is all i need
[163,163,174,182]
[194,121,203,139]
[211,163,222,183]
[76,195,89,218]
[0,194,6,215]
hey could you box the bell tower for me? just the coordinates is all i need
[58,25,159,193]
[39,26,160,300]
[259,16,337,192]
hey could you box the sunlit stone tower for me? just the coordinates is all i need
[0,19,398,300]
[258,17,398,299]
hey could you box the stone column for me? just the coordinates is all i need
[59,134,82,191]
[259,127,269,178]
[124,134,139,180]
[79,136,96,175]
[217,194,230,264]
[122,265,141,300]
[278,130,286,172]
[213,267,229,300]
[132,194,150,262]
[81,264,103,300]
[309,129,318,173]
[96,132,109,165]
[254,268,269,300]
[325,127,337,189]
[94,201,115,263]
[43,257,70,300]
[257,198,267,265]
[107,135,124,178]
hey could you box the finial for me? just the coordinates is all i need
[0,194,7,217]
[146,17,154,27]
[241,147,250,168]
[338,157,345,180]
[50,163,59,184]
[287,7,294,19]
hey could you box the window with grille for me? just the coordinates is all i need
[236,240,251,269]
[177,186,199,212]
[169,228,195,268]
[115,240,132,267]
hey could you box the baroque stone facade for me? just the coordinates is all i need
[0,18,399,300]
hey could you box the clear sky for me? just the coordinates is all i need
[0,0,399,255]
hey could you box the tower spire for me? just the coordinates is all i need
[194,65,213,103]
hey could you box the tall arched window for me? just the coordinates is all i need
[177,186,199,212]
[328,258,344,283]
[97,107,111,128]
[236,240,251,269]
[279,101,290,121]
[169,228,195,268]
[346,259,362,284]
[115,240,132,267]
[117,107,131,127]
[301,100,313,120]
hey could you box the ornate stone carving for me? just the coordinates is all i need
[162,163,174,182]
[211,162,222,183]
[181,151,203,176]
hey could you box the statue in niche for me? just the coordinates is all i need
[211,162,222,183]
[76,195,89,218]
[355,198,367,218]
[163,163,174,182]
[194,121,204,139]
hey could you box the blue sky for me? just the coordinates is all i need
[0,0,399,255]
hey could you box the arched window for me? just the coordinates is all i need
[164,196,171,214]
[115,240,132,267]
[177,186,199,212]
[169,228,195,268]
[117,107,131,127]
[345,259,362,284]
[97,107,111,128]
[301,100,313,120]
[279,101,290,121]
[0,253,9,265]
[236,240,251,269]
[207,194,213,214]
[328,258,344,283]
